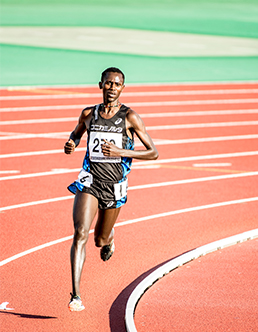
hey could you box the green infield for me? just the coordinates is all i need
[0,0,257,86]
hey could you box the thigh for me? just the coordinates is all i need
[94,207,121,240]
[73,191,99,232]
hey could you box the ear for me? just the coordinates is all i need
[99,81,103,89]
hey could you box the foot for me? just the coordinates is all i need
[68,293,85,312]
[100,239,115,261]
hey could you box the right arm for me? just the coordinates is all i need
[64,107,92,154]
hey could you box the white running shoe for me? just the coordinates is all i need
[68,294,85,312]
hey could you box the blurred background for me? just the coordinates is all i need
[0,0,258,86]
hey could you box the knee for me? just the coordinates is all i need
[73,225,89,245]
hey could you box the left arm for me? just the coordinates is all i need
[101,109,159,160]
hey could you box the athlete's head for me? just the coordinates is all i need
[101,67,125,84]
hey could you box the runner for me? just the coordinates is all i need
[64,67,159,311]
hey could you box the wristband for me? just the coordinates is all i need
[70,133,81,147]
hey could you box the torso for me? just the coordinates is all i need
[82,104,134,182]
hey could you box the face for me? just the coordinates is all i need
[99,72,125,104]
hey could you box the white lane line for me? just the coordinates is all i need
[146,121,258,130]
[152,135,258,145]
[0,150,241,181]
[0,148,75,159]
[1,120,258,142]
[1,121,258,133]
[1,171,258,212]
[1,89,258,100]
[1,109,258,126]
[1,99,258,112]
[193,163,232,167]
[0,131,21,136]
[0,148,258,163]
[1,131,258,146]
[1,197,257,267]
[0,196,73,212]
[141,109,258,118]
[125,227,258,332]
[0,235,74,267]
[0,168,81,181]
[0,170,20,174]
[128,171,258,191]
[1,141,255,180]
[0,118,78,125]
[0,132,70,141]
[134,151,258,166]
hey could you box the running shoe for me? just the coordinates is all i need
[68,293,85,312]
[100,239,115,261]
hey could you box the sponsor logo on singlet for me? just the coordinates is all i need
[115,118,122,125]
[90,124,122,133]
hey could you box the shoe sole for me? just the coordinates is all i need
[101,241,115,261]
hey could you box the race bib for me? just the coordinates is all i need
[114,178,128,200]
[89,132,122,163]
[77,169,93,188]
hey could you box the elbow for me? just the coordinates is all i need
[152,148,159,160]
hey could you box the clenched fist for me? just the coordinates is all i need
[64,139,76,154]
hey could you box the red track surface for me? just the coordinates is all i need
[0,82,257,331]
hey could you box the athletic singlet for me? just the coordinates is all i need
[82,103,134,182]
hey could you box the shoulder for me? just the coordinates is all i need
[80,106,95,120]
[82,106,95,116]
[126,107,144,129]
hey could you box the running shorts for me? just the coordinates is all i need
[68,169,128,210]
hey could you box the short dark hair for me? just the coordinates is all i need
[101,67,125,83]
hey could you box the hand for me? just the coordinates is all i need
[64,139,76,154]
[101,139,122,157]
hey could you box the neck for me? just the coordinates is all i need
[102,102,121,108]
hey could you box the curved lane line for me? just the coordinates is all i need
[1,171,258,212]
[1,197,258,267]
[125,228,258,332]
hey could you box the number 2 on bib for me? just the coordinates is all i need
[89,132,122,163]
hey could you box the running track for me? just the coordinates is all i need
[0,82,258,331]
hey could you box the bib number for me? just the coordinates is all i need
[89,132,122,163]
[77,169,93,188]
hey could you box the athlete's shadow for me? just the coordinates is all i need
[109,255,184,332]
[0,311,57,319]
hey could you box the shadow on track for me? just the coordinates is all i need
[109,253,191,332]
[0,311,57,320]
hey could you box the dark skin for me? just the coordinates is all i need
[64,71,158,297]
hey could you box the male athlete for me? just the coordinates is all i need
[64,67,158,311]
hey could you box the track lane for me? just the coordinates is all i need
[1,82,258,332]
[1,168,258,260]
[1,145,258,207]
[1,198,257,332]
[134,237,258,332]
[2,92,258,109]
